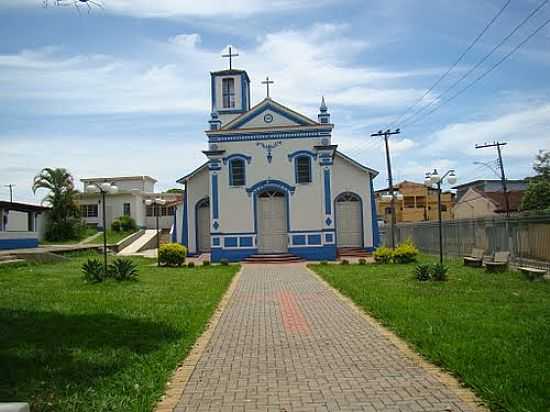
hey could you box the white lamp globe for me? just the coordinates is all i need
[86,184,99,193]
[110,185,119,193]
[430,170,440,184]
[396,193,404,201]
[447,171,457,185]
[100,182,112,192]
[382,194,392,202]
[145,199,153,206]
[424,176,432,186]
[158,199,167,206]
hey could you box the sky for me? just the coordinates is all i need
[1,0,549,204]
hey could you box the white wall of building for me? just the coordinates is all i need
[185,166,210,253]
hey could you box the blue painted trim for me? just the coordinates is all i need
[211,247,257,262]
[334,192,364,248]
[325,233,334,243]
[228,158,246,187]
[208,129,330,143]
[292,235,306,245]
[0,238,39,250]
[324,168,332,215]
[181,190,189,248]
[246,179,296,195]
[215,231,256,236]
[210,75,215,112]
[224,237,238,248]
[288,150,318,161]
[211,174,219,219]
[289,245,337,261]
[370,177,381,249]
[307,234,322,245]
[241,72,247,111]
[294,155,312,184]
[223,153,252,165]
[171,213,177,243]
[212,236,220,247]
[195,197,210,253]
[239,236,253,247]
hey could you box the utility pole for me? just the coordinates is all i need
[4,184,15,203]
[371,129,400,249]
[475,141,509,216]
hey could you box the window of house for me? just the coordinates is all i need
[80,204,98,218]
[146,205,154,217]
[123,203,131,216]
[416,196,426,208]
[295,156,312,184]
[27,213,35,232]
[404,196,415,208]
[229,159,246,186]
[222,78,235,109]
[441,205,448,212]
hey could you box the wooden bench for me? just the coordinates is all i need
[519,266,547,281]
[485,251,510,273]
[463,248,484,267]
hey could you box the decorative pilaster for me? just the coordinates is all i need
[203,149,225,234]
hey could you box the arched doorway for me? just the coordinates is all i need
[335,192,363,248]
[196,198,210,253]
[257,189,288,253]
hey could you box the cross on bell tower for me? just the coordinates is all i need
[262,76,274,98]
[221,45,239,70]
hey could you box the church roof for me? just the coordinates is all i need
[217,97,322,131]
[335,151,379,177]
[176,162,208,184]
[210,69,250,82]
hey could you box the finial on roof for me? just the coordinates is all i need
[320,96,327,112]
[318,96,330,124]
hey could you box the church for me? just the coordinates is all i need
[175,57,380,262]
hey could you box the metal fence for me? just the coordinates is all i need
[384,213,550,269]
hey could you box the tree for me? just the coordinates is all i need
[166,188,184,194]
[521,150,550,211]
[32,168,82,241]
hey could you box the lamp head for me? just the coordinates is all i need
[447,170,457,185]
[430,169,440,184]
[110,185,118,194]
[145,199,153,206]
[157,198,167,206]
[100,182,111,192]
[86,184,99,193]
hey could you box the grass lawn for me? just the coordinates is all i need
[85,229,137,245]
[311,257,550,412]
[40,227,98,245]
[0,254,238,412]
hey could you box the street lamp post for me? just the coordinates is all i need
[424,169,457,265]
[145,198,166,266]
[86,182,118,275]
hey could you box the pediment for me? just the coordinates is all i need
[222,98,319,130]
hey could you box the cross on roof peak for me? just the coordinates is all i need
[262,76,274,98]
[221,45,239,70]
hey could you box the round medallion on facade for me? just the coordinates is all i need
[264,113,274,123]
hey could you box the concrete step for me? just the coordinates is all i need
[244,253,305,264]
[0,258,26,266]
[118,229,158,255]
[0,255,18,262]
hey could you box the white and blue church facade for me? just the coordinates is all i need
[175,66,380,262]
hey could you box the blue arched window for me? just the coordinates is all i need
[229,158,246,186]
[295,155,312,184]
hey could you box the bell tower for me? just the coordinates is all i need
[209,46,251,128]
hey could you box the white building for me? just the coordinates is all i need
[175,66,380,262]
[0,201,49,250]
[77,176,181,230]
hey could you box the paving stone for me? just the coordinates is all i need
[174,264,481,412]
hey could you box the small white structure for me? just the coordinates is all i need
[77,176,181,230]
[175,65,380,262]
[0,201,49,250]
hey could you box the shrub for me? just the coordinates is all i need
[220,259,229,266]
[393,239,418,264]
[202,260,210,266]
[159,243,187,267]
[340,259,350,265]
[111,219,121,232]
[358,258,367,265]
[108,258,138,281]
[187,262,195,268]
[432,263,448,281]
[415,263,432,281]
[374,247,393,264]
[82,258,105,283]
[119,215,137,232]
[320,260,328,265]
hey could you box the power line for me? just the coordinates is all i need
[388,0,513,129]
[404,14,550,128]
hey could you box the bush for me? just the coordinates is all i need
[415,263,432,281]
[358,258,367,265]
[111,219,121,232]
[340,259,350,265]
[82,258,105,283]
[202,260,210,266]
[431,263,448,281]
[119,215,137,232]
[220,259,229,266]
[159,243,187,267]
[374,247,393,264]
[320,260,328,265]
[393,240,418,264]
[187,262,195,268]
[108,258,138,281]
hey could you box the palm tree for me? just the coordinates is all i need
[33,168,81,240]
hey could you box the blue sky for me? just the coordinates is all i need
[1,0,549,203]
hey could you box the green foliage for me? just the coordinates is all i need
[202,260,211,266]
[159,243,187,267]
[220,259,229,266]
[431,263,448,281]
[82,258,105,283]
[119,215,137,232]
[521,180,550,211]
[340,259,350,265]
[533,150,550,181]
[32,167,82,242]
[166,188,184,194]
[393,239,419,264]
[415,263,432,281]
[358,258,367,265]
[187,262,195,268]
[111,219,121,232]
[320,260,328,265]
[108,258,138,281]
[374,247,393,264]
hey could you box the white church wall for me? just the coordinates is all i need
[237,110,302,129]
[185,166,210,254]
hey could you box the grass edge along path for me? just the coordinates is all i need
[309,258,550,412]
[0,255,239,412]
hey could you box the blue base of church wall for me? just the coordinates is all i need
[211,247,258,262]
[0,238,39,250]
[288,245,337,261]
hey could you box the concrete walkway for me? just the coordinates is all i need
[173,264,483,412]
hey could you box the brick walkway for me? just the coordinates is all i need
[174,264,481,412]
